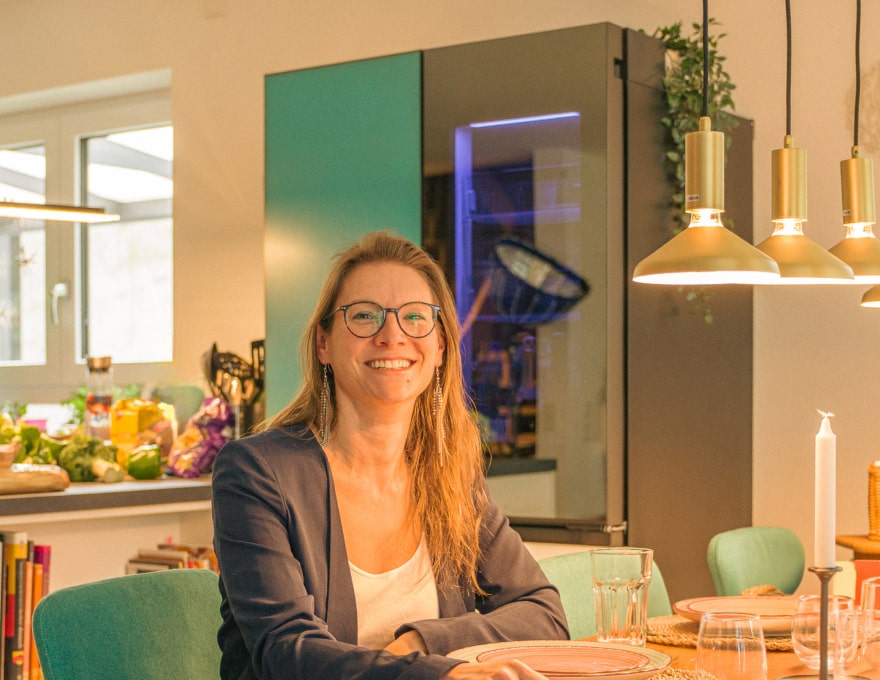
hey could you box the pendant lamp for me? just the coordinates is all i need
[756,0,854,284]
[862,285,880,307]
[632,0,780,285]
[830,0,880,286]
[0,200,119,223]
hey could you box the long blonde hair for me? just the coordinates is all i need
[263,231,488,593]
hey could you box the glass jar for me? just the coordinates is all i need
[85,356,113,441]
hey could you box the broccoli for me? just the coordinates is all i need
[57,434,125,483]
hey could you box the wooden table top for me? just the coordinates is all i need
[648,640,876,679]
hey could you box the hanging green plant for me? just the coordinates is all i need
[652,19,738,325]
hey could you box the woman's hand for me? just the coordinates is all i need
[384,630,428,655]
[442,659,548,679]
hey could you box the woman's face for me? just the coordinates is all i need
[316,262,446,415]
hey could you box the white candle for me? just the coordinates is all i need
[814,411,837,567]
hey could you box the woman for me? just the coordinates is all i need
[212,232,568,679]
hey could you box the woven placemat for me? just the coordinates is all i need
[647,615,793,652]
[653,669,696,680]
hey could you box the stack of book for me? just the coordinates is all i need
[1,530,51,680]
[125,543,218,574]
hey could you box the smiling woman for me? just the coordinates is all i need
[316,261,446,429]
[211,231,569,679]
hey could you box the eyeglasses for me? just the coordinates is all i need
[326,300,441,338]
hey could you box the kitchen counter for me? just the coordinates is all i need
[484,456,556,477]
[0,475,212,520]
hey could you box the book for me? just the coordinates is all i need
[31,548,50,599]
[27,564,42,680]
[126,543,219,575]
[19,562,31,680]
[134,549,189,568]
[7,559,25,680]
[124,561,173,575]
[0,533,5,680]
[2,531,28,680]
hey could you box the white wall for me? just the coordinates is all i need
[3,0,879,588]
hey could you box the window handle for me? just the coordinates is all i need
[51,282,69,326]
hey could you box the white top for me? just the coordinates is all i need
[350,536,440,649]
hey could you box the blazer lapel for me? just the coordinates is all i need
[323,461,359,644]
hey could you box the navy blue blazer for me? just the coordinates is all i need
[212,425,568,679]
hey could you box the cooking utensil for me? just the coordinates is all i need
[201,340,266,437]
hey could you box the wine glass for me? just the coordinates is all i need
[695,612,767,680]
[791,594,856,672]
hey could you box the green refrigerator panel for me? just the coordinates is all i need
[264,52,422,416]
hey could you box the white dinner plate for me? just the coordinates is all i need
[673,595,796,636]
[447,640,671,679]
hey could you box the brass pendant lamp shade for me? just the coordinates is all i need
[0,200,119,223]
[756,140,854,284]
[861,284,880,307]
[829,152,880,283]
[633,117,781,285]
[836,0,880,290]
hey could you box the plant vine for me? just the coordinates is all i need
[652,19,738,325]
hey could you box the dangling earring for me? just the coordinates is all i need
[433,366,444,466]
[320,364,331,447]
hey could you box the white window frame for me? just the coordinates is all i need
[0,88,172,403]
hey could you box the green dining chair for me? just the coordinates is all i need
[706,525,805,596]
[33,568,222,680]
[537,549,673,640]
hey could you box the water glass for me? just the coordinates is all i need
[791,594,857,671]
[589,547,652,646]
[695,612,767,680]
[861,576,880,668]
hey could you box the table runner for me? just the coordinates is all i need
[647,615,793,652]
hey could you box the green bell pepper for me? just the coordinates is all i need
[126,444,163,480]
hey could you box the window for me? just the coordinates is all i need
[81,125,173,363]
[0,143,47,366]
[0,90,172,401]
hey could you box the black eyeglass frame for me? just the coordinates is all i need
[325,300,442,339]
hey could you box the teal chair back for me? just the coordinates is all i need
[537,550,673,640]
[33,569,221,680]
[707,526,805,596]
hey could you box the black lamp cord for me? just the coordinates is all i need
[702,0,709,118]
[785,0,792,137]
[855,0,861,149]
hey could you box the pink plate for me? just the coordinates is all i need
[448,641,671,679]
[673,595,797,636]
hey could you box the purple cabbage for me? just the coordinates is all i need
[167,398,234,478]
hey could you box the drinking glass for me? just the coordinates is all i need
[589,547,652,646]
[861,576,880,669]
[791,594,856,671]
[695,612,767,680]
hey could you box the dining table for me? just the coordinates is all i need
[642,613,877,679]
